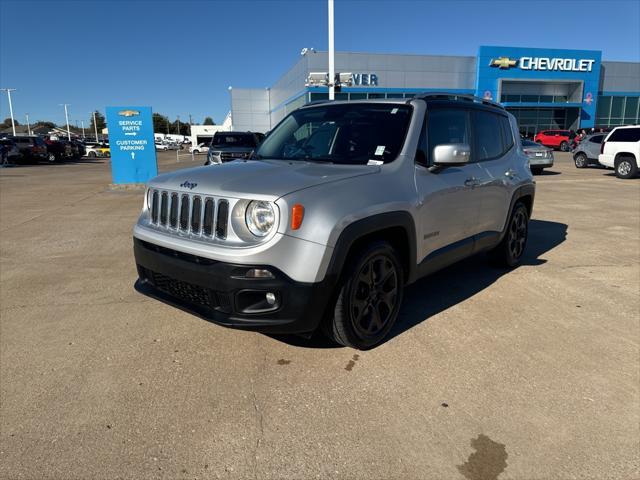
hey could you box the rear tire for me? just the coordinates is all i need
[324,241,404,350]
[614,156,637,179]
[88,151,96,158]
[47,152,56,163]
[489,202,529,268]
[574,153,588,168]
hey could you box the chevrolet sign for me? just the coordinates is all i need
[490,56,595,72]
[520,57,595,72]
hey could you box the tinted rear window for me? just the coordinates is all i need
[608,128,640,142]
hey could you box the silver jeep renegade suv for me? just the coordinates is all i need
[133,93,535,349]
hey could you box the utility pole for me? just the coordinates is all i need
[60,104,71,140]
[1,88,17,136]
[25,113,31,135]
[177,115,180,135]
[328,0,335,100]
[188,113,192,125]
[81,120,85,139]
[92,111,99,142]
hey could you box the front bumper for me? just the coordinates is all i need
[133,238,334,334]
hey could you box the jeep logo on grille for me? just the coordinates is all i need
[180,181,197,190]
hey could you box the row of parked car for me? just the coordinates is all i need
[0,135,110,166]
[520,125,639,178]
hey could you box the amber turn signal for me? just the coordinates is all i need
[291,204,305,230]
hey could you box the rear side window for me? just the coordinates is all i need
[608,128,640,142]
[473,110,503,161]
[426,108,470,162]
[499,115,514,151]
[589,135,604,144]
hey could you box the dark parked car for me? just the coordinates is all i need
[10,135,48,162]
[205,131,261,165]
[70,139,86,159]
[1,138,21,166]
[43,137,73,162]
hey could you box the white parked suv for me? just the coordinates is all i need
[598,125,640,179]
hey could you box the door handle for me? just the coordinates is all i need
[464,177,480,187]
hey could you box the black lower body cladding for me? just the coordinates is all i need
[133,238,333,335]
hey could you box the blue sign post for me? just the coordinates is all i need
[105,106,157,184]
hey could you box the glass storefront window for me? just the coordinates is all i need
[624,96,639,118]
[610,97,624,117]
[310,93,329,102]
[521,95,538,102]
[553,95,568,103]
[539,95,553,103]
[335,93,349,100]
[368,93,386,99]
[349,93,367,100]
[386,93,405,98]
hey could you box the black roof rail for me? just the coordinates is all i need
[412,92,505,110]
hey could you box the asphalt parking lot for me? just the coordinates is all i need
[1,152,638,480]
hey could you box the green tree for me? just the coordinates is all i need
[1,117,20,128]
[34,121,56,129]
[203,117,215,125]
[153,113,171,133]
[89,110,106,132]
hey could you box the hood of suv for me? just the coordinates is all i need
[149,159,378,199]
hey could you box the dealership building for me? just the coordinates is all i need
[229,45,640,136]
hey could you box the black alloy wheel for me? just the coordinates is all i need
[507,207,528,262]
[349,254,400,339]
[326,241,404,350]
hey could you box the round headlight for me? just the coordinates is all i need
[245,201,275,237]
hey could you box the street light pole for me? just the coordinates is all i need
[328,0,335,100]
[25,113,31,135]
[60,104,71,140]
[177,115,180,135]
[81,120,85,139]
[92,111,99,142]
[1,88,17,136]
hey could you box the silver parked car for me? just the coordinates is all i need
[572,133,606,168]
[133,94,535,349]
[522,139,554,174]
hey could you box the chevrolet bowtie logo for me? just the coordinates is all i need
[490,57,517,69]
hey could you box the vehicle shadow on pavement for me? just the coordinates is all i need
[275,219,568,349]
[387,219,568,344]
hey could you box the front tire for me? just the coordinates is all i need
[615,156,637,179]
[574,153,588,168]
[489,202,529,267]
[560,141,570,152]
[325,241,404,350]
[47,152,56,163]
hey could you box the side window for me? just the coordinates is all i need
[589,135,604,144]
[499,115,514,151]
[608,128,640,142]
[416,117,428,166]
[426,108,470,163]
[473,110,504,161]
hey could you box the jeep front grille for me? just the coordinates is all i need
[148,189,230,240]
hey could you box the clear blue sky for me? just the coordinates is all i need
[1,0,639,127]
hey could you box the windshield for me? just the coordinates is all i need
[255,103,412,164]
[211,134,256,148]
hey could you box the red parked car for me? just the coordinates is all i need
[534,130,576,152]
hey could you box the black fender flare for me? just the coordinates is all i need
[499,183,536,242]
[325,211,418,284]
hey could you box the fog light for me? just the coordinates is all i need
[245,268,274,279]
[265,292,276,305]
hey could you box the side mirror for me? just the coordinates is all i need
[433,143,471,166]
